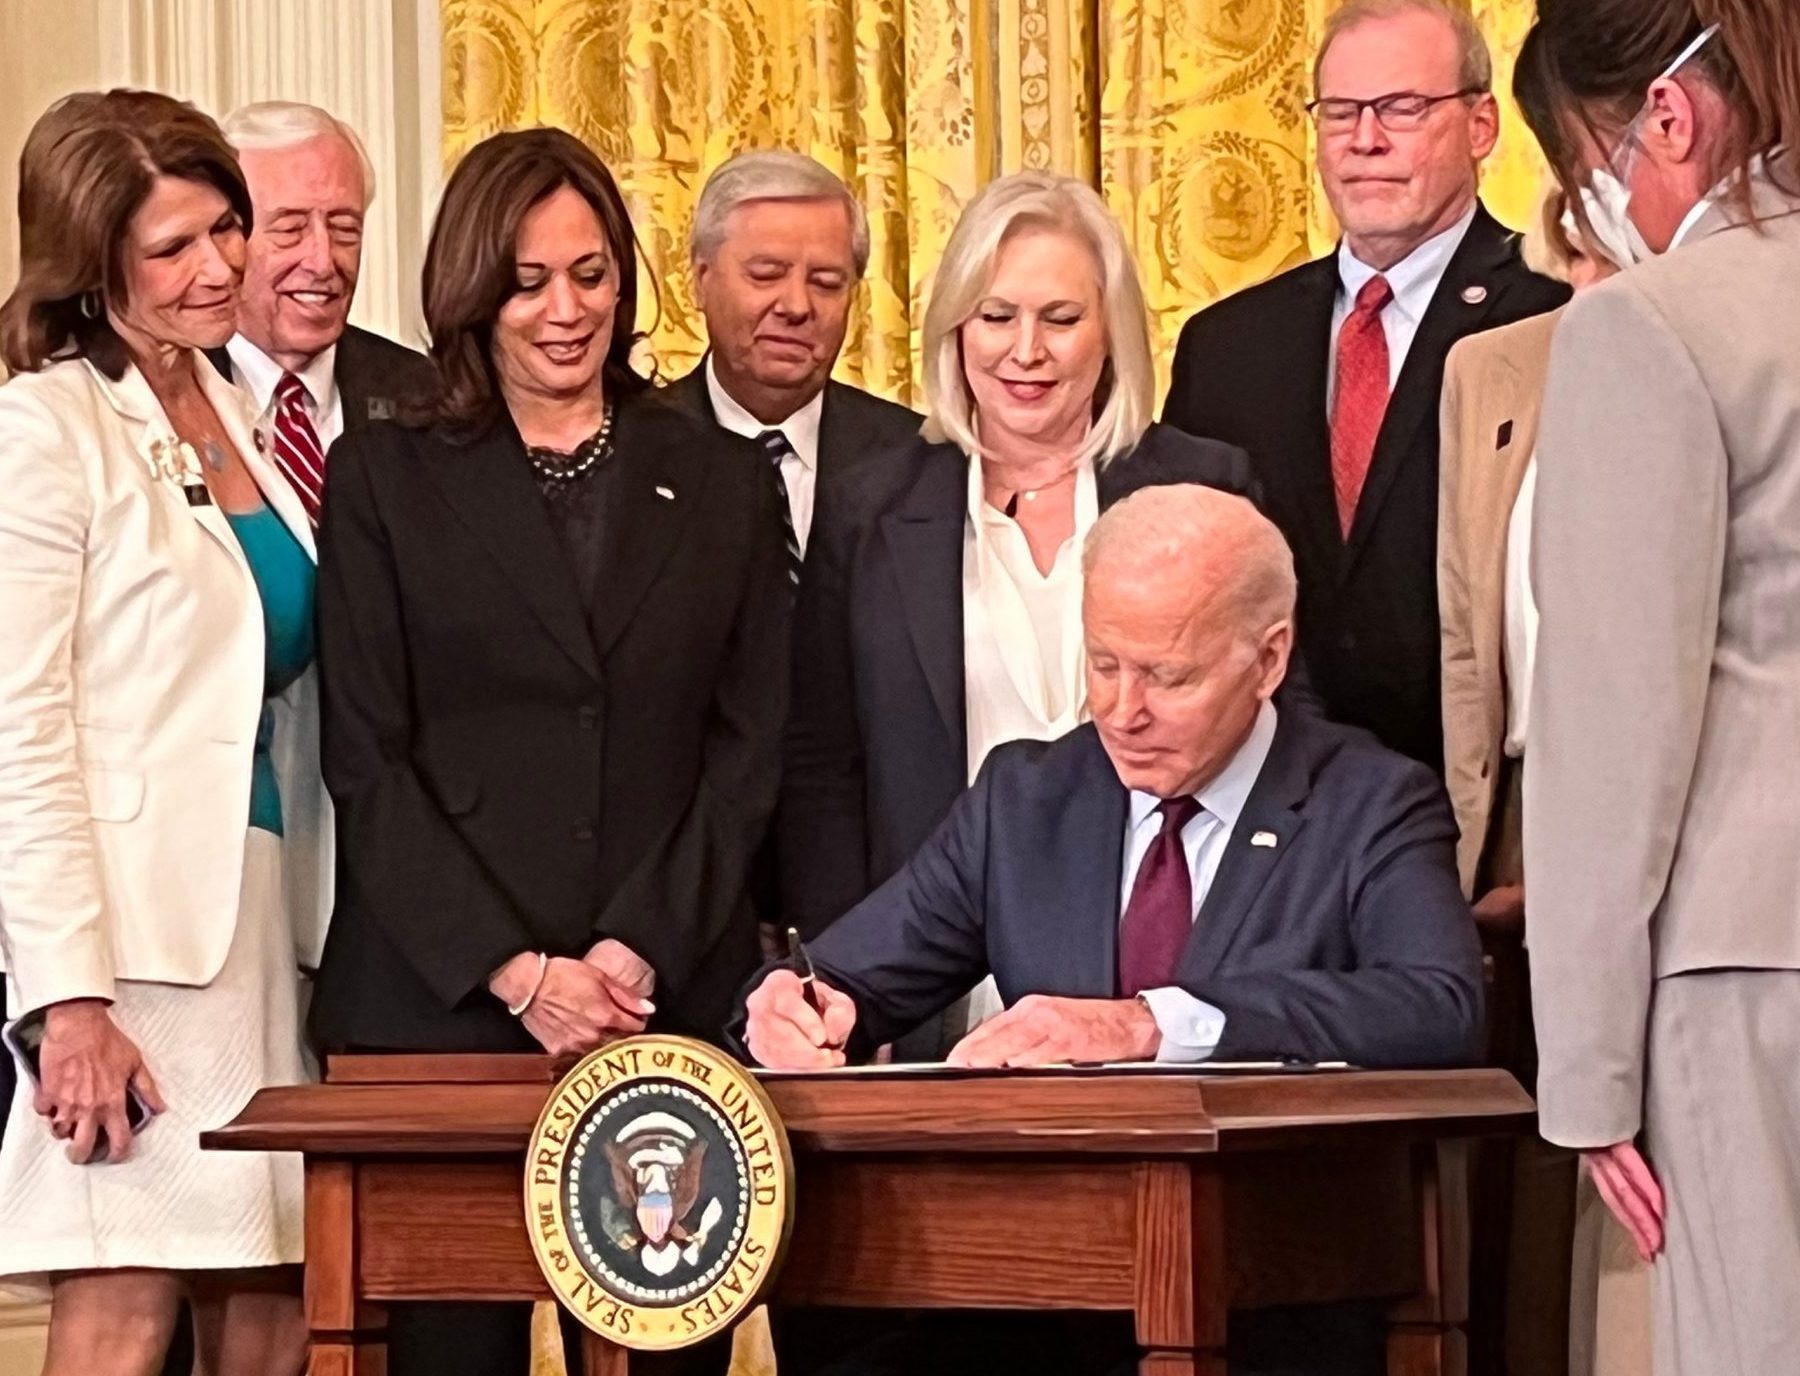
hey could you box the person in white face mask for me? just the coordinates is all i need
[1511,4,1800,1374]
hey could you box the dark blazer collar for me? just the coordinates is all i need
[660,362,716,427]
[586,399,707,658]
[421,409,600,679]
[1176,706,1322,981]
[1277,258,1345,571]
[881,438,969,743]
[1340,201,1517,570]
[417,392,707,679]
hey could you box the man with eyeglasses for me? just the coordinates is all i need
[1164,0,1568,778]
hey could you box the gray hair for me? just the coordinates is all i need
[221,101,377,209]
[920,171,1155,470]
[689,150,870,276]
[1084,485,1297,644]
[1313,0,1493,95]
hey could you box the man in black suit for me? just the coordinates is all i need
[209,102,434,505]
[741,484,1480,1376]
[1162,0,1568,773]
[659,151,919,970]
[658,150,919,576]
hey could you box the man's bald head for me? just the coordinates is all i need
[1084,484,1296,646]
[1082,485,1296,798]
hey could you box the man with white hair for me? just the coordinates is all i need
[743,483,1479,1073]
[661,149,918,584]
[738,484,1481,1374]
[1163,0,1568,776]
[211,101,433,524]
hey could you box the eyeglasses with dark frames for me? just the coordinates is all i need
[1305,88,1487,133]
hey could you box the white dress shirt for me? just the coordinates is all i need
[1329,204,1477,403]
[225,335,344,455]
[704,357,825,554]
[1502,457,1540,758]
[961,457,1100,782]
[1123,700,1279,1062]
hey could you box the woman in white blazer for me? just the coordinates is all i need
[0,92,323,1376]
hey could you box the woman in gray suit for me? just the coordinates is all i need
[1512,4,1800,1374]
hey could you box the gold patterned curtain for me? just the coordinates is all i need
[442,0,1539,406]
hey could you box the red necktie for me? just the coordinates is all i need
[1118,797,1203,997]
[271,372,325,527]
[1329,274,1393,537]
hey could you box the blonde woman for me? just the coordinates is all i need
[778,172,1253,1052]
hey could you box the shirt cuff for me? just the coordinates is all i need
[1139,987,1227,1064]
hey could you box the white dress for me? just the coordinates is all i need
[0,828,306,1288]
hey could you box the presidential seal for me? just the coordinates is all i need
[524,1036,793,1350]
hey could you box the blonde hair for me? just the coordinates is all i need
[920,172,1154,468]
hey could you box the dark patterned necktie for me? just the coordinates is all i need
[1329,273,1394,537]
[1118,797,1203,997]
[271,372,325,527]
[757,428,804,587]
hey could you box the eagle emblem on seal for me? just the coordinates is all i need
[601,1111,727,1276]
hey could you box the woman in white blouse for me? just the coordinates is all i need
[1437,188,1638,1376]
[779,172,1254,1049]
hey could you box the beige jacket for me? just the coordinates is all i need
[1524,161,1800,1147]
[1438,311,1561,897]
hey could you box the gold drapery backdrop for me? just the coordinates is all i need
[441,0,1539,404]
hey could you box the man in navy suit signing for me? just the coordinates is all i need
[742,483,1480,1074]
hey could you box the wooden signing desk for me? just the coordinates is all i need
[203,1057,1531,1376]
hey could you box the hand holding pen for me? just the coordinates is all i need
[743,928,858,1070]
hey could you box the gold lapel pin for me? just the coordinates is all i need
[1251,831,1279,848]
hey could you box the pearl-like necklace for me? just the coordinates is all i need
[525,400,616,484]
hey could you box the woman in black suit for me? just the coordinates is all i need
[308,128,786,1376]
[779,172,1254,993]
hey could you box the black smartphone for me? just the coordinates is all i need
[3,1007,157,1160]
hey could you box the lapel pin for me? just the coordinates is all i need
[1460,284,1488,305]
[1251,830,1279,848]
[367,398,396,421]
[655,485,675,500]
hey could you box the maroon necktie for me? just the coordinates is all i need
[1329,274,1393,537]
[271,372,325,526]
[1118,797,1203,997]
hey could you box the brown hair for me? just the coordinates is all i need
[1515,0,1800,209]
[421,127,649,431]
[0,90,251,379]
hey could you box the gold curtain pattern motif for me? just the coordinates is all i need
[442,0,1539,412]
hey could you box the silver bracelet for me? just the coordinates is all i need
[507,952,550,1017]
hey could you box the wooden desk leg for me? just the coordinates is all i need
[580,1330,629,1376]
[305,1160,386,1376]
[1386,1142,1470,1376]
[1132,1161,1228,1376]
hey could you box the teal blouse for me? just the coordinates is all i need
[224,507,316,836]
